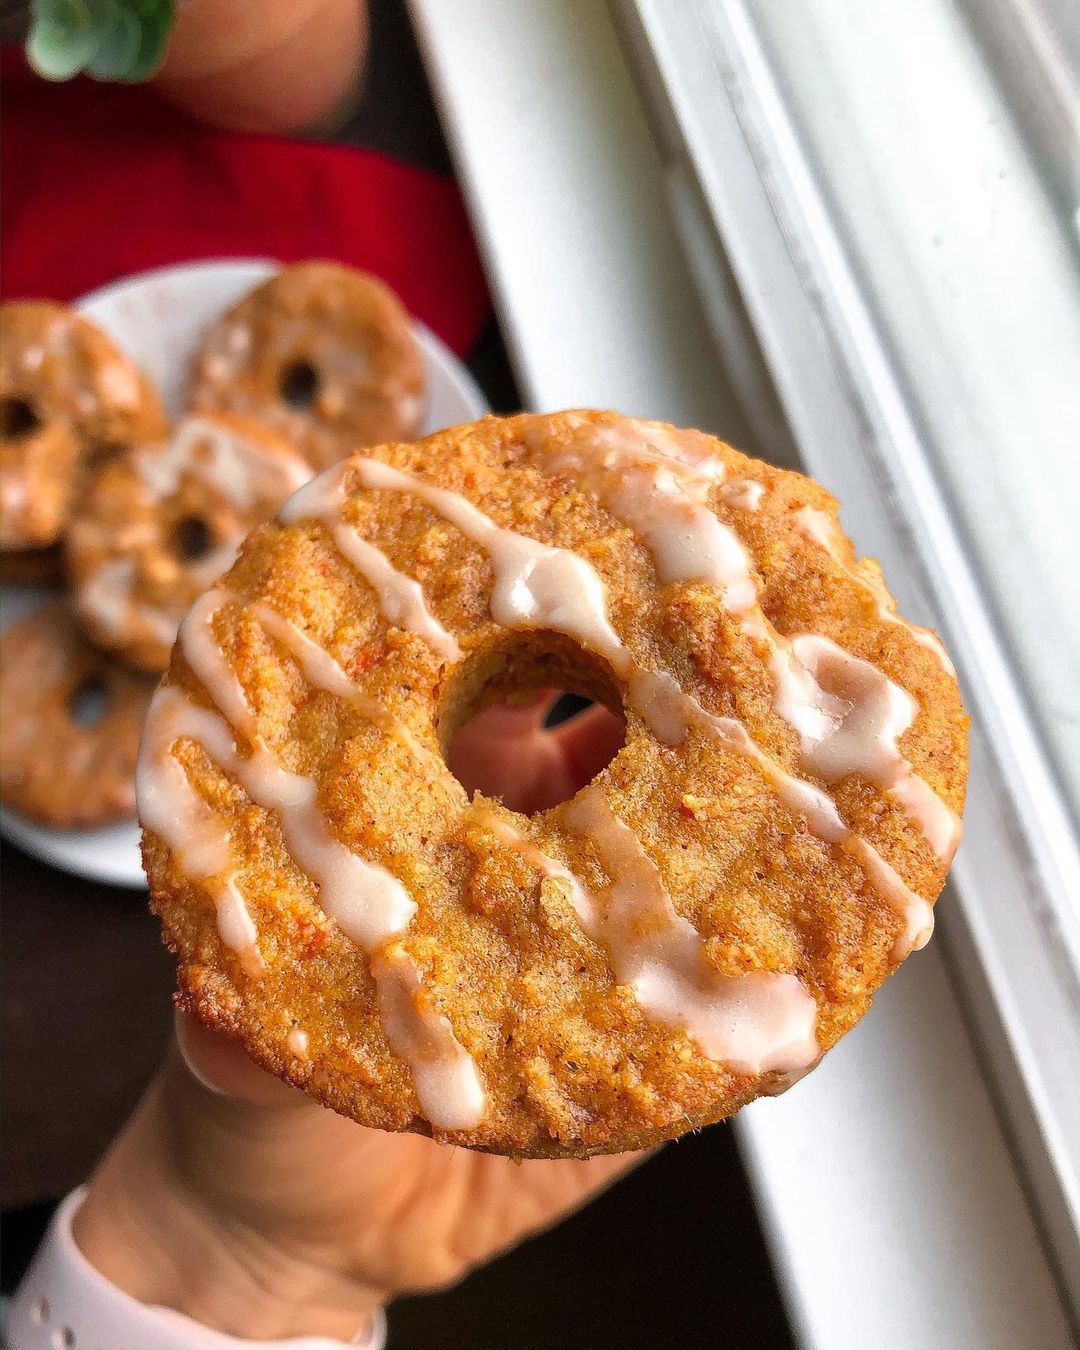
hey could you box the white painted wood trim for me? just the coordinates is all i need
[406,4,1073,1345]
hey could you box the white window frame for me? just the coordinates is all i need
[612,0,1080,1321]
[407,2,1078,1344]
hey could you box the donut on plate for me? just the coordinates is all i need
[189,261,426,470]
[139,411,968,1158]
[66,413,312,673]
[0,301,165,554]
[1,602,154,827]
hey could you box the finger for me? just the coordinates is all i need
[549,704,626,789]
[450,689,559,744]
[446,696,560,802]
[175,1011,309,1108]
[492,705,626,813]
[449,698,626,806]
[522,688,561,728]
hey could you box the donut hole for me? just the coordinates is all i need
[439,631,626,814]
[173,514,215,562]
[279,360,321,410]
[1,396,42,440]
[69,675,109,728]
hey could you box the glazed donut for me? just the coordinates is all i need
[1,602,154,827]
[188,262,426,470]
[0,301,166,552]
[0,421,79,553]
[140,411,968,1158]
[66,413,313,673]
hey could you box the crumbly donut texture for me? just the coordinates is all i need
[1,301,165,551]
[66,413,313,673]
[188,262,426,471]
[141,411,968,1158]
[1,602,154,827]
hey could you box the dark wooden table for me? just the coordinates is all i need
[1,5,794,1345]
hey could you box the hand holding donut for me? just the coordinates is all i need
[73,695,641,1342]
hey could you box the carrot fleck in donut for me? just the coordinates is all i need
[66,413,312,673]
[0,301,166,554]
[1,602,154,827]
[188,262,426,470]
[140,411,968,1158]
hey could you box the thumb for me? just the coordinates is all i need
[174,1010,309,1108]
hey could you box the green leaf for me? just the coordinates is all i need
[87,8,143,79]
[116,2,175,82]
[27,0,176,84]
[26,0,98,81]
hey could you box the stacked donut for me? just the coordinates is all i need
[0,263,425,828]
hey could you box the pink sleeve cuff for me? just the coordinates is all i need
[6,1189,386,1350]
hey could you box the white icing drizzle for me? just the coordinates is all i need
[183,589,447,784]
[561,790,819,1074]
[77,417,310,655]
[775,635,961,860]
[136,687,263,976]
[81,558,181,646]
[353,457,633,671]
[250,601,358,699]
[580,417,728,481]
[527,425,956,866]
[139,416,311,509]
[370,943,486,1130]
[530,418,953,860]
[249,597,445,770]
[532,422,953,874]
[473,808,594,916]
[177,596,417,948]
[332,530,460,662]
[296,449,937,958]
[760,1059,819,1097]
[720,479,766,510]
[23,313,147,419]
[280,469,461,662]
[795,507,956,676]
[475,805,819,1076]
[573,455,956,861]
[626,670,935,957]
[179,590,258,735]
[164,589,484,1127]
[540,439,756,613]
[98,360,142,410]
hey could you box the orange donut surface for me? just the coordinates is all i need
[141,412,968,1157]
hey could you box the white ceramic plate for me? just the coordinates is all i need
[0,258,489,888]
